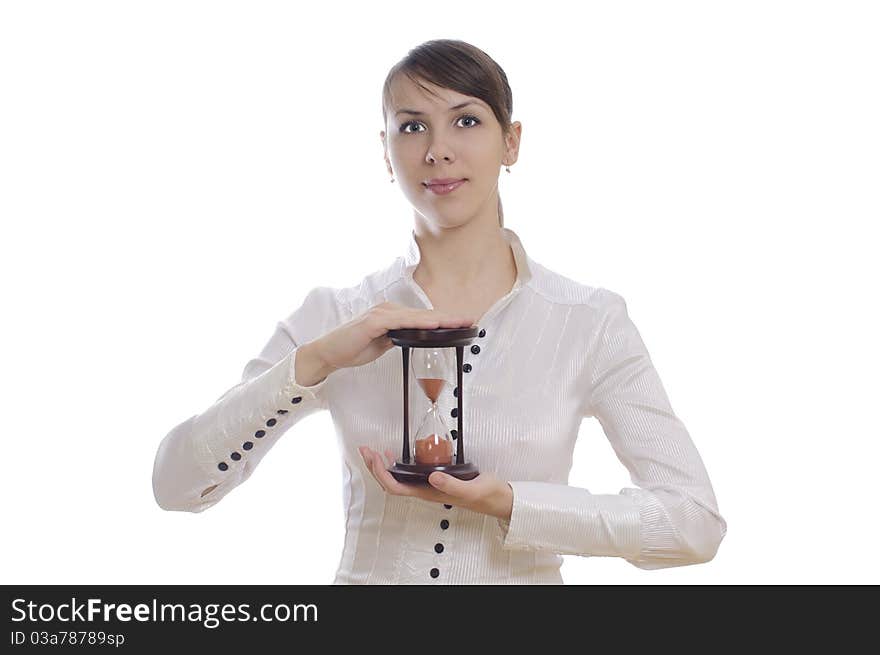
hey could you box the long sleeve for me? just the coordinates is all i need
[496,290,727,569]
[152,287,337,513]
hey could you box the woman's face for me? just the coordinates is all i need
[381,74,520,230]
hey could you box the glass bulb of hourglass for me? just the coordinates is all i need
[413,403,453,465]
[417,377,445,403]
[412,348,454,466]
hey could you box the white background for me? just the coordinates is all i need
[1,1,877,585]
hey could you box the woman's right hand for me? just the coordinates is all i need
[308,302,476,377]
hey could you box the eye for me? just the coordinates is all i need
[400,121,423,134]
[399,114,482,134]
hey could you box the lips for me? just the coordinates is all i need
[424,177,467,186]
[424,179,467,195]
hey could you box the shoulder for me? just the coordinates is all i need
[293,257,407,319]
[525,256,625,314]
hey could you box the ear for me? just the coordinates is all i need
[380,131,392,173]
[503,121,522,166]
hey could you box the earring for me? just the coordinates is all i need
[505,166,511,173]
[390,176,395,183]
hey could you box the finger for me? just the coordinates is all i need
[427,471,472,499]
[365,447,402,495]
[362,450,386,491]
[373,452,419,497]
[361,448,372,472]
[435,314,477,327]
[424,309,475,325]
[359,447,376,473]
[369,447,387,469]
[382,309,439,326]
[364,449,453,502]
[394,309,474,330]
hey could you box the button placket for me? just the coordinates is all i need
[434,502,453,564]
[431,516,452,579]
[427,307,487,579]
[460,338,481,376]
[447,327,483,437]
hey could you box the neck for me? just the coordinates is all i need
[411,214,516,290]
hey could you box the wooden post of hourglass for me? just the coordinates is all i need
[401,346,410,464]
[455,345,464,464]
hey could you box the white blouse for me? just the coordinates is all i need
[152,227,727,584]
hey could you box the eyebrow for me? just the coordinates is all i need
[394,101,484,117]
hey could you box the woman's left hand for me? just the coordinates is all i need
[358,446,513,521]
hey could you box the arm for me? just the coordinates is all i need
[151,287,337,513]
[496,290,727,569]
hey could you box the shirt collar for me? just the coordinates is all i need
[401,226,533,290]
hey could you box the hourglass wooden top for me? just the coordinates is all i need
[387,326,480,348]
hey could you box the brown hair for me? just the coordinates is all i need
[381,39,514,227]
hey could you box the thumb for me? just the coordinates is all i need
[428,471,464,494]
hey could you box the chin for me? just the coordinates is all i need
[422,212,473,230]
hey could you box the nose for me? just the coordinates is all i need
[426,141,454,165]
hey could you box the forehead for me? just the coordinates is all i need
[387,74,489,113]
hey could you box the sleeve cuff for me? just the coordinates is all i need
[286,344,332,399]
[496,480,642,559]
[191,346,330,477]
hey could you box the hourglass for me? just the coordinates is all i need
[386,327,480,484]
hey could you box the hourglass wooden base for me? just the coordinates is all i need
[388,461,480,484]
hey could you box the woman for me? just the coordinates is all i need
[152,39,727,584]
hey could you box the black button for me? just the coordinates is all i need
[430,568,440,578]
[450,429,457,440]
[218,462,228,471]
[463,363,472,373]
[255,430,266,438]
[471,345,481,355]
[478,329,486,338]
[277,409,288,414]
[230,452,241,461]
[291,396,302,404]
[451,408,458,418]
[242,441,254,450]
[266,418,277,427]
[444,504,452,509]
[440,519,449,530]
[434,543,444,554]
[453,387,458,397]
